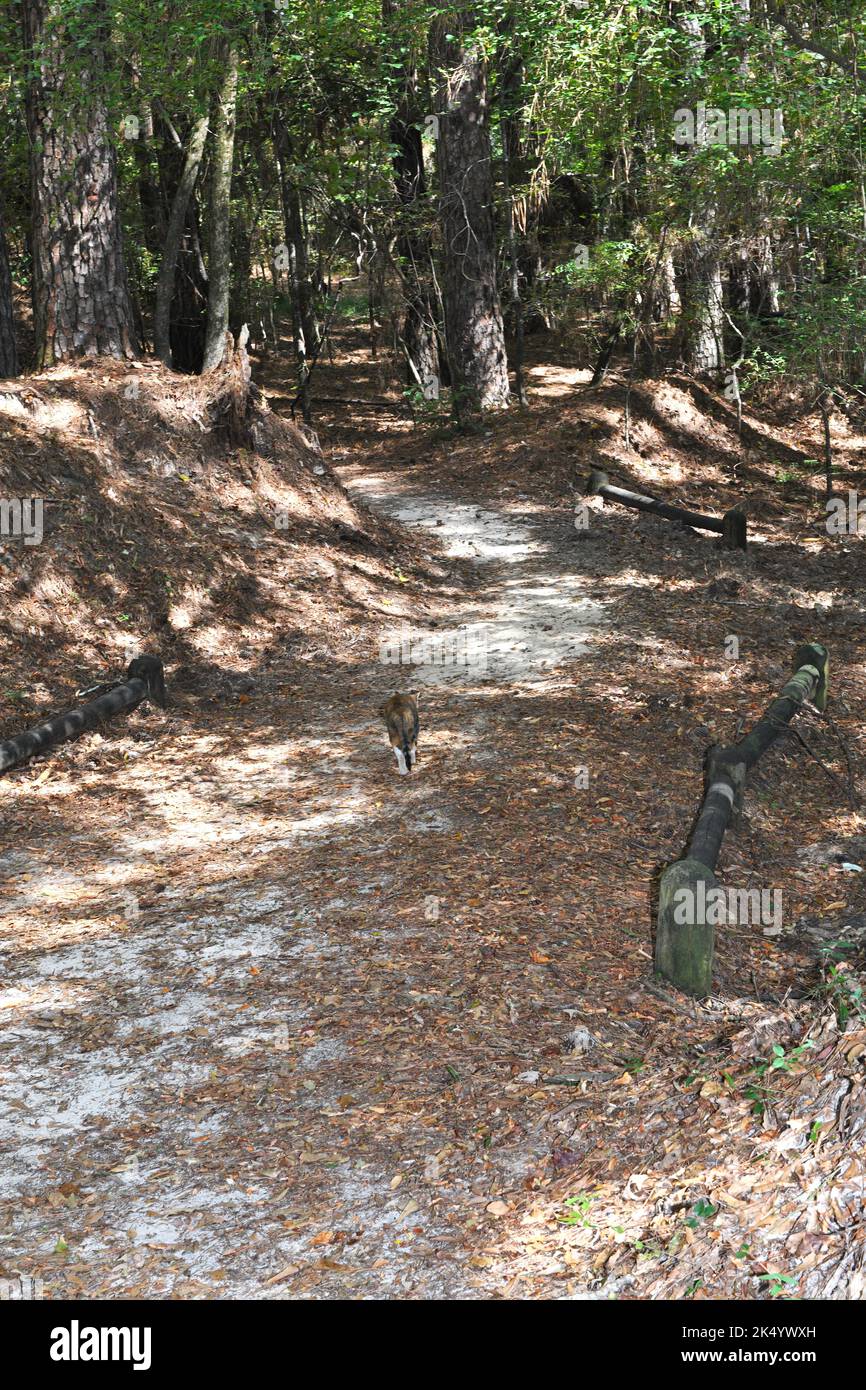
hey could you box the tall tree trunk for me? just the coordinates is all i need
[679,208,725,372]
[674,3,724,375]
[654,247,681,322]
[499,33,526,405]
[390,117,438,390]
[273,112,321,412]
[0,198,18,377]
[171,210,209,373]
[154,113,209,366]
[202,42,239,373]
[132,100,167,259]
[727,6,779,328]
[22,0,138,367]
[383,0,439,390]
[431,15,510,421]
[751,227,781,314]
[230,209,253,337]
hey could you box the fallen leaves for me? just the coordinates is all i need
[486,1200,511,1219]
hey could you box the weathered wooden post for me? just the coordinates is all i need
[655,643,828,996]
[584,468,747,549]
[0,655,166,776]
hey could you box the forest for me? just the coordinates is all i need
[1,0,866,1324]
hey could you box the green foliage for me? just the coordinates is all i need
[758,1271,798,1298]
[817,958,866,1029]
[754,1040,815,1078]
[559,1191,598,1228]
[2,0,866,396]
[685,1198,718,1229]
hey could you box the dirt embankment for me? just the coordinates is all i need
[0,356,458,729]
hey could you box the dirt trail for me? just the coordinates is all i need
[4,336,865,1301]
[0,398,614,1300]
[343,468,604,688]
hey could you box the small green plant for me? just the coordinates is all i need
[621,1055,645,1076]
[685,1198,718,1229]
[744,1039,816,1115]
[560,1192,598,1228]
[743,1080,768,1117]
[755,1040,815,1077]
[759,1271,798,1298]
[403,383,447,423]
[633,1237,665,1259]
[820,962,866,1028]
[733,1242,751,1260]
[685,1278,703,1297]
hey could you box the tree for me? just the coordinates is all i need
[22,0,137,366]
[382,0,439,391]
[673,4,725,375]
[154,113,210,367]
[0,196,17,377]
[202,39,239,373]
[273,111,321,411]
[431,13,510,421]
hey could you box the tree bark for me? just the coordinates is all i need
[499,33,526,405]
[202,41,239,374]
[0,197,18,377]
[154,113,210,366]
[431,15,510,421]
[273,112,321,412]
[22,0,138,367]
[678,207,725,373]
[674,4,724,374]
[390,117,439,390]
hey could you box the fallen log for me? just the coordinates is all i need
[585,468,747,549]
[0,656,166,776]
[655,643,828,996]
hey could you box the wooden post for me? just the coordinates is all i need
[722,508,747,550]
[0,656,166,776]
[585,468,747,549]
[655,643,828,996]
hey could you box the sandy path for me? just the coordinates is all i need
[0,456,606,1300]
[345,471,603,690]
